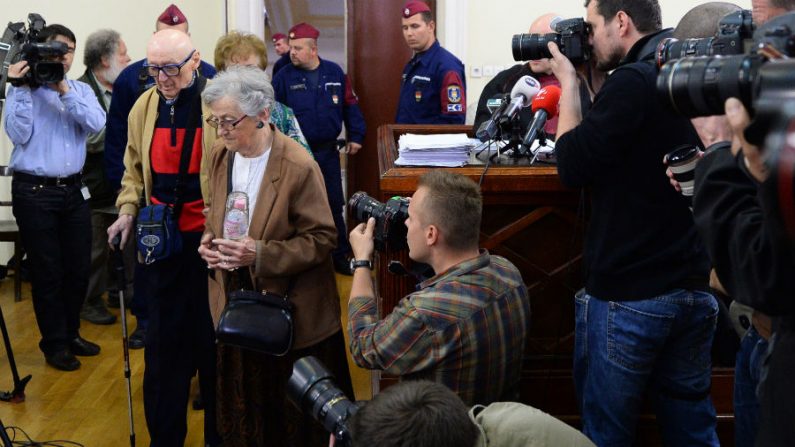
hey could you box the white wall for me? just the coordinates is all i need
[437,0,752,123]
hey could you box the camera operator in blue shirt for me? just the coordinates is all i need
[4,24,105,372]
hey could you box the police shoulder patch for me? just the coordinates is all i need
[447,85,462,103]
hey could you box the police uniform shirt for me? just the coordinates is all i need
[272,58,366,148]
[396,40,466,125]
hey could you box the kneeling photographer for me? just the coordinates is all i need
[288,357,595,447]
[3,17,105,372]
[346,170,530,406]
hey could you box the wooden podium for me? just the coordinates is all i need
[372,124,735,445]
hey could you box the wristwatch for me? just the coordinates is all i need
[349,259,373,271]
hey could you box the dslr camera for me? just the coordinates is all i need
[512,17,591,65]
[657,10,795,142]
[0,13,67,92]
[655,9,755,67]
[348,192,409,252]
[287,356,362,447]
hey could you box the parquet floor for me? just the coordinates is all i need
[0,272,369,446]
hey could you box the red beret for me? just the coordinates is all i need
[157,4,187,26]
[402,1,431,18]
[272,33,287,43]
[288,23,320,40]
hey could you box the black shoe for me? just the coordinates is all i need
[128,325,146,350]
[70,336,100,356]
[333,257,353,276]
[80,304,117,325]
[45,350,81,371]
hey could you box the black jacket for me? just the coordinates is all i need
[555,30,709,300]
[693,140,795,447]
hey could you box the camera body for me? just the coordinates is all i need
[512,18,591,65]
[348,192,409,252]
[656,10,795,135]
[287,356,362,447]
[655,9,755,66]
[0,13,66,91]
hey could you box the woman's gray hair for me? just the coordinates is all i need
[201,65,274,116]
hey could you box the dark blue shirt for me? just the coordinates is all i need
[104,58,216,190]
[273,58,365,147]
[396,40,466,125]
[272,53,291,78]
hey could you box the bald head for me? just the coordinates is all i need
[147,29,193,61]
[673,2,742,39]
[527,13,560,75]
[146,29,199,99]
[529,13,560,34]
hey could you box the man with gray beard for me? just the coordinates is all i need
[77,29,131,325]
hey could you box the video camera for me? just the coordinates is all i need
[287,356,362,447]
[0,13,67,94]
[656,11,795,142]
[348,192,409,252]
[655,9,755,67]
[512,17,591,65]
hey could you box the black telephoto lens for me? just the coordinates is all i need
[287,356,359,447]
[512,33,556,61]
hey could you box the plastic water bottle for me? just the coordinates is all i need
[223,192,249,240]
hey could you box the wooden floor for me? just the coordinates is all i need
[0,273,370,446]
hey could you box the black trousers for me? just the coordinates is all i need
[11,179,90,355]
[142,232,220,446]
[312,147,350,261]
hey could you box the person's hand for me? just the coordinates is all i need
[346,142,362,155]
[753,311,772,340]
[107,214,134,249]
[198,231,222,269]
[725,98,767,182]
[349,217,375,262]
[546,41,578,88]
[48,79,70,96]
[8,61,29,80]
[212,236,257,271]
[328,434,336,447]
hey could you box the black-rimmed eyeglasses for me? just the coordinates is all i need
[205,115,247,131]
[143,49,196,78]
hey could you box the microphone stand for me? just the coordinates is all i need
[0,298,31,403]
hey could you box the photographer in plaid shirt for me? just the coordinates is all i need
[347,171,531,405]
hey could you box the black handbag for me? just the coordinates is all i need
[216,287,295,355]
[215,152,296,355]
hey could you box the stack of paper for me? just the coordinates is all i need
[395,133,477,167]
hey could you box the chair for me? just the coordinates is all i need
[0,166,23,302]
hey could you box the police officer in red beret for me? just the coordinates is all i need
[271,32,291,76]
[396,1,467,124]
[272,22,366,275]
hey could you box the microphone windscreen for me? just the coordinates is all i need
[531,85,562,117]
[509,75,541,108]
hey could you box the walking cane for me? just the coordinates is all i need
[0,284,31,403]
[111,235,135,447]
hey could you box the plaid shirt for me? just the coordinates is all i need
[348,250,530,405]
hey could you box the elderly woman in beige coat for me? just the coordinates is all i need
[198,66,353,446]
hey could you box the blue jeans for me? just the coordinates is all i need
[574,290,719,446]
[734,327,767,447]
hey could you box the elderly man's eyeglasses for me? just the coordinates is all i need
[205,115,247,130]
[143,49,196,77]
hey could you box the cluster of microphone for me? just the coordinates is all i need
[475,75,562,155]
